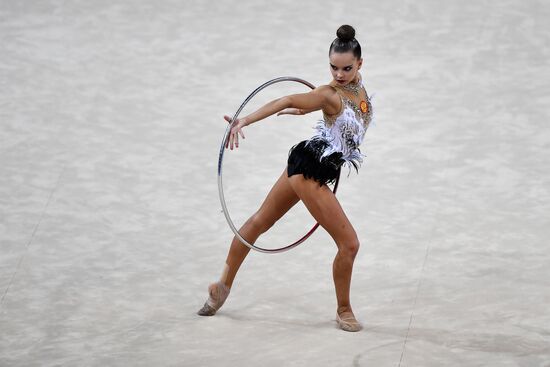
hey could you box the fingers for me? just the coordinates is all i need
[224,115,234,149]
[228,128,238,150]
[223,115,245,150]
[224,115,232,149]
[231,127,236,150]
[230,128,237,150]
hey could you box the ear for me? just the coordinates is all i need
[357,58,363,70]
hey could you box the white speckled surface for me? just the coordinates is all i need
[1,0,549,366]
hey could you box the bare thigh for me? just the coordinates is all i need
[250,167,301,233]
[287,174,358,246]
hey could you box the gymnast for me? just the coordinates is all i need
[198,24,373,332]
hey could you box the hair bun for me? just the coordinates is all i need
[336,25,355,42]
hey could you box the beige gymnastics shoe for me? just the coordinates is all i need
[336,311,363,332]
[197,282,230,316]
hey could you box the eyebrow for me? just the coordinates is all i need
[330,63,354,69]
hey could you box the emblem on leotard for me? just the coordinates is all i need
[360,100,368,113]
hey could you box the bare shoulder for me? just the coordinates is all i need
[313,84,338,96]
[313,84,341,115]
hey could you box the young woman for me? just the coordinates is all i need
[198,24,373,332]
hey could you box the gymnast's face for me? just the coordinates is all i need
[329,51,363,86]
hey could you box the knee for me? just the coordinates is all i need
[248,212,274,234]
[339,238,360,259]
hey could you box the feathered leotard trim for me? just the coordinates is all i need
[286,83,373,186]
[287,139,344,186]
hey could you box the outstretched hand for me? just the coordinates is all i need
[224,115,246,150]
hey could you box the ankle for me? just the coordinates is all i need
[337,305,353,315]
[211,281,231,292]
[219,281,231,290]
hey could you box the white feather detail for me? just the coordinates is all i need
[306,103,371,173]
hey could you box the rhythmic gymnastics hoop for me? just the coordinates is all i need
[218,76,341,254]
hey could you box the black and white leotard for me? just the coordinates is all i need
[287,78,373,186]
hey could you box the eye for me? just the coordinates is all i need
[331,65,337,70]
[344,66,352,71]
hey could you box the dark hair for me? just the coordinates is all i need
[329,25,361,59]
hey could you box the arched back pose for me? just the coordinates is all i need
[198,25,373,332]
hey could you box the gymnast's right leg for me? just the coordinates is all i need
[198,167,299,316]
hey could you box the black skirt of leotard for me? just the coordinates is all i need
[287,139,344,186]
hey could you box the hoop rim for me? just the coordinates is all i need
[217,77,341,254]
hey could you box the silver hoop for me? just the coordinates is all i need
[218,77,341,254]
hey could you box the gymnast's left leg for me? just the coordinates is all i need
[288,173,362,331]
